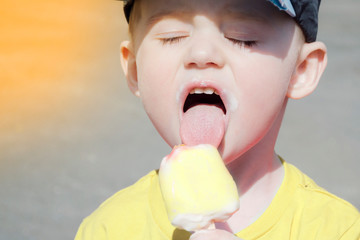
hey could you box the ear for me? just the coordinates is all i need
[120,40,140,97]
[287,41,328,99]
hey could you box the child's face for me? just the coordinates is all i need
[124,0,304,164]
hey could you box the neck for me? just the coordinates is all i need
[218,153,284,233]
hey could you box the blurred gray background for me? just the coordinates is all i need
[0,0,359,239]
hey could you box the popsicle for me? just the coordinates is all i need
[158,144,239,231]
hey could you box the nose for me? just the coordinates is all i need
[184,35,225,69]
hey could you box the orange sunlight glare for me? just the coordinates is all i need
[0,0,126,136]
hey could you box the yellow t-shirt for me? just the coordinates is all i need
[75,162,360,240]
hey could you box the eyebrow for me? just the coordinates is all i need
[145,9,191,28]
[222,5,269,23]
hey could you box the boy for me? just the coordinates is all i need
[75,0,360,239]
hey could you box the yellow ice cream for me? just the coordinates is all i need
[158,144,239,231]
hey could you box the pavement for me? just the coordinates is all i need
[0,0,359,239]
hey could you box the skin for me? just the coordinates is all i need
[120,0,327,237]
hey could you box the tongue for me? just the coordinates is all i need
[180,105,225,147]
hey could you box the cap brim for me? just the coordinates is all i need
[268,0,296,17]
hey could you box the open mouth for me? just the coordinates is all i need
[183,88,226,114]
[180,86,228,147]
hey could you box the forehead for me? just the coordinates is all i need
[136,0,288,26]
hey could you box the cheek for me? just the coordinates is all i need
[135,46,181,146]
[238,68,289,125]
[136,43,180,95]
[136,49,172,106]
[222,56,294,160]
[241,68,288,132]
[236,69,287,138]
[235,55,293,109]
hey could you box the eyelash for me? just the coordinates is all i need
[160,36,187,45]
[226,38,257,48]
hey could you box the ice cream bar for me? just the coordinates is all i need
[158,144,239,231]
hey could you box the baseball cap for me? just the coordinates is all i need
[120,0,321,42]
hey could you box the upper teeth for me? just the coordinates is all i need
[190,87,219,95]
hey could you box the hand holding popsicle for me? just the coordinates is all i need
[158,144,240,232]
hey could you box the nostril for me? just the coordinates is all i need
[185,61,223,69]
[185,44,225,69]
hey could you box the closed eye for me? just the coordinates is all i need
[226,37,257,48]
[160,36,187,45]
[156,31,189,45]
